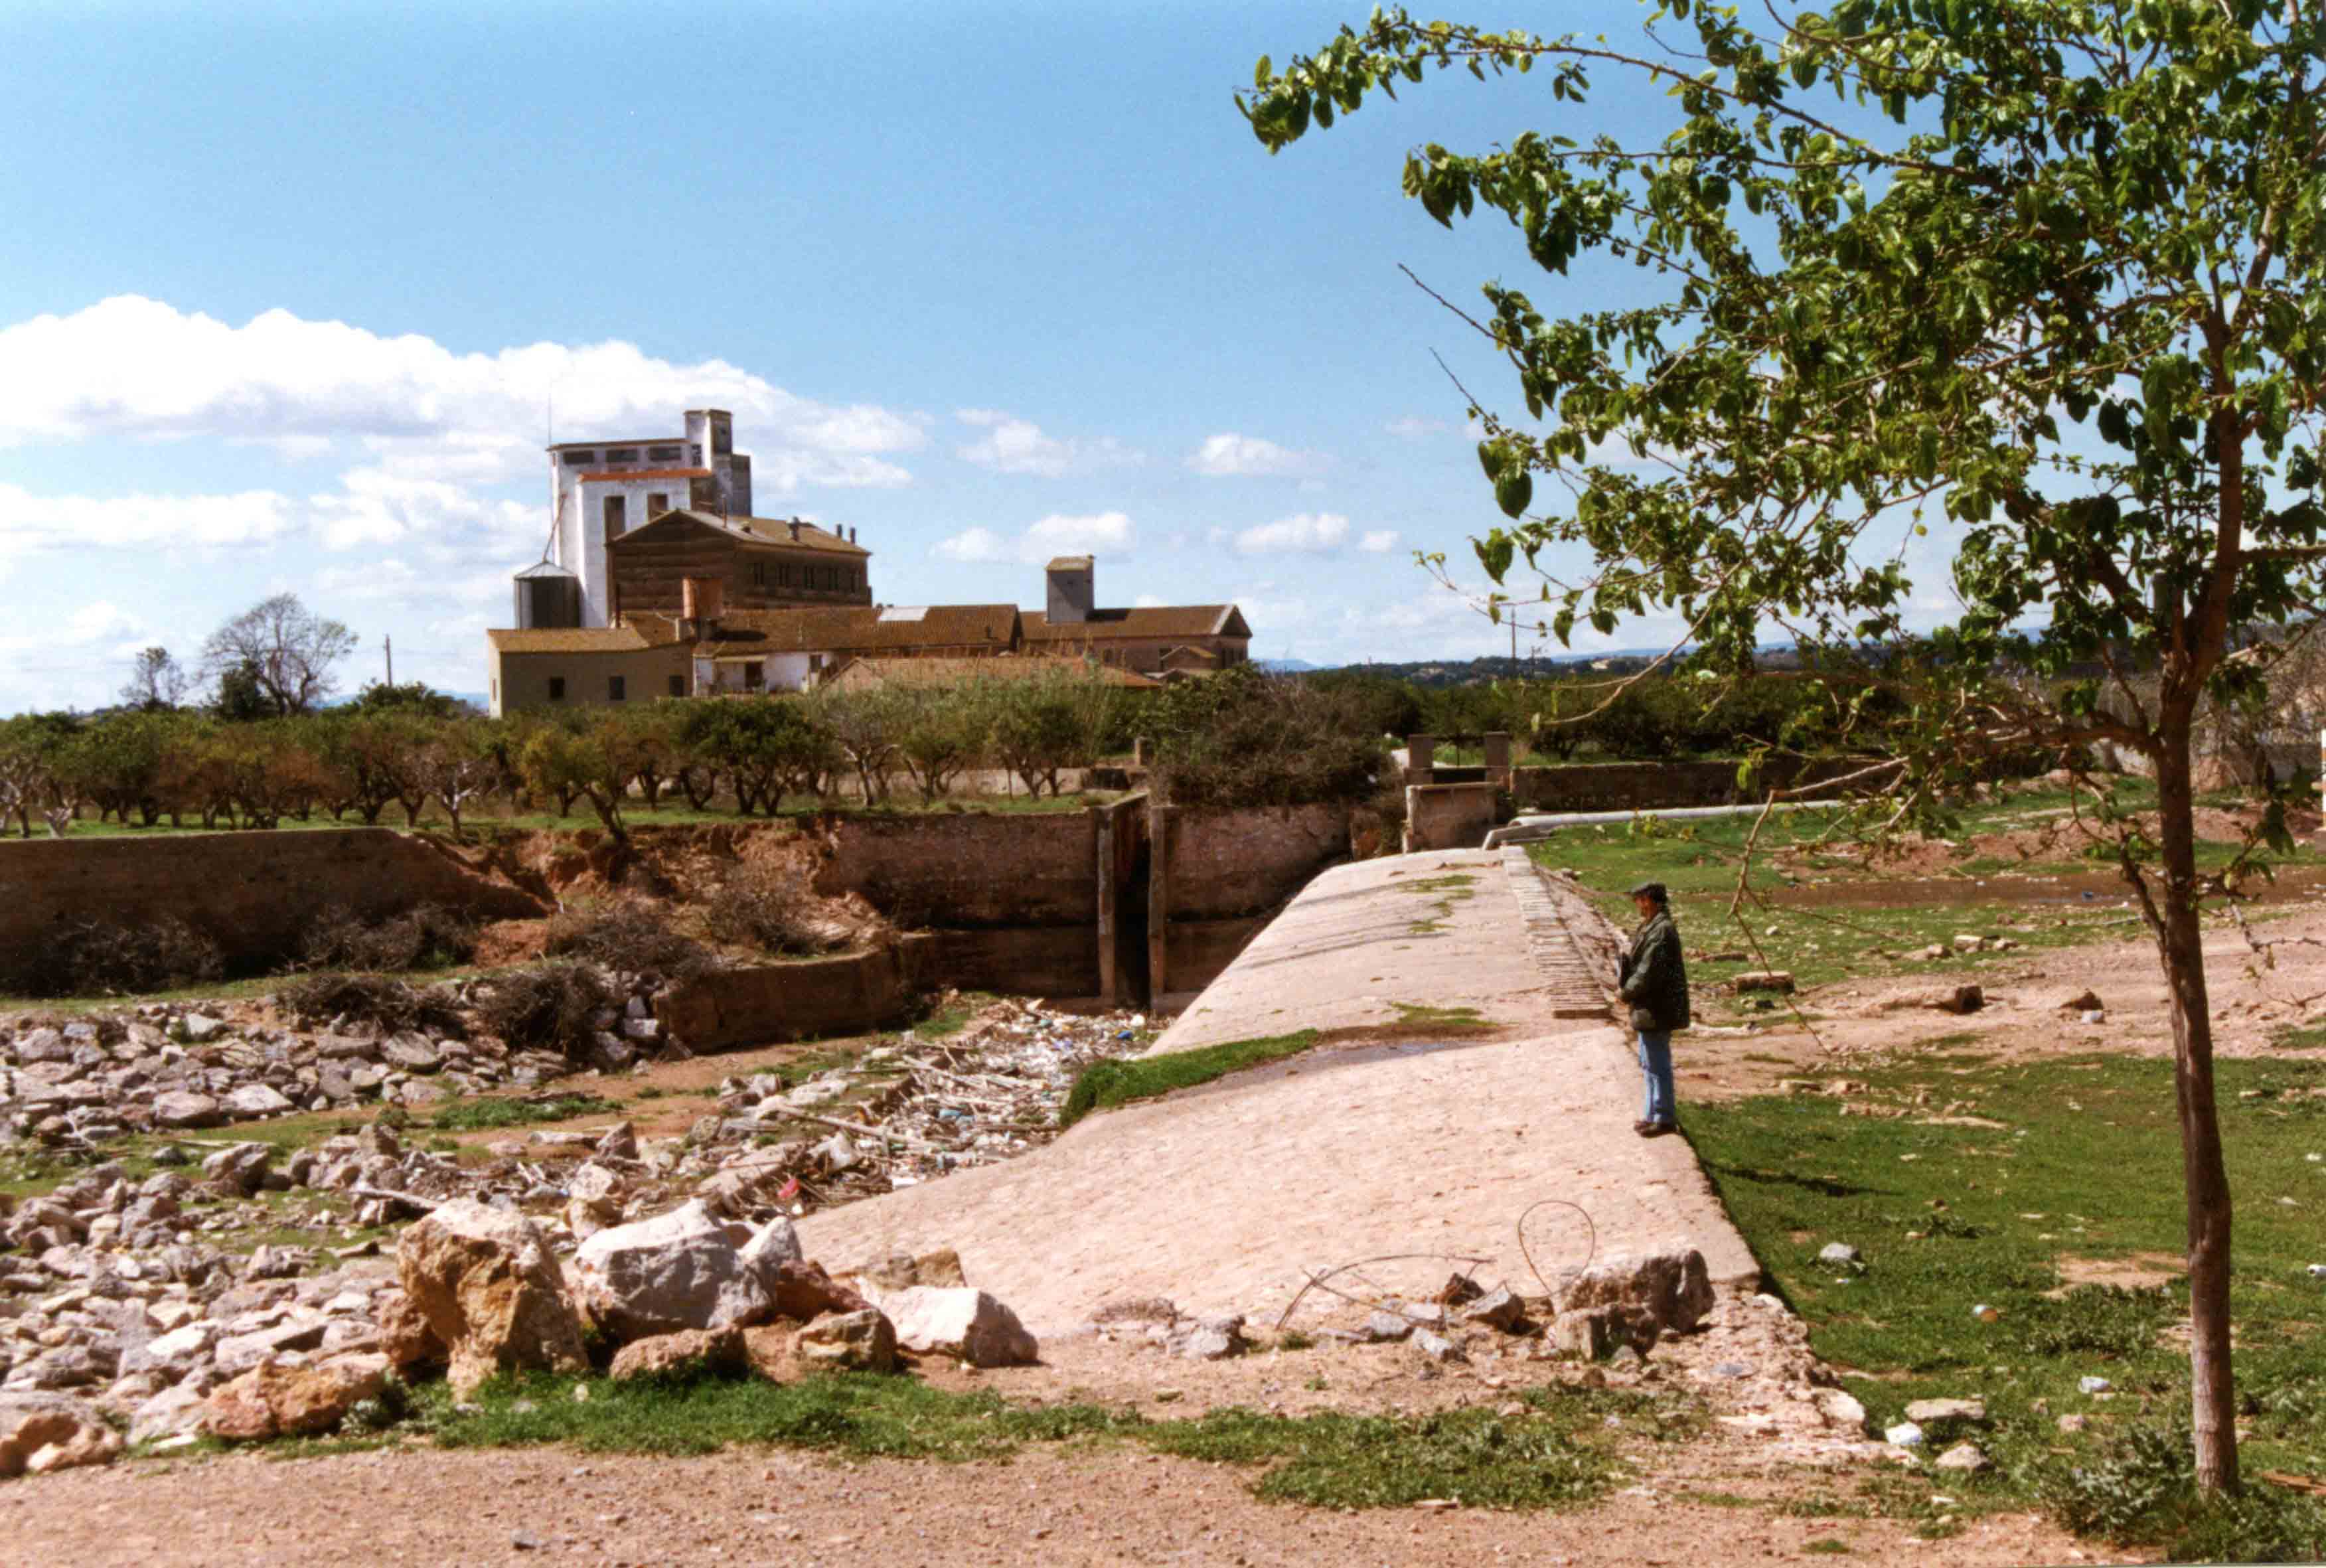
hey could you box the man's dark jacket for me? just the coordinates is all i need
[1618,909,1691,1032]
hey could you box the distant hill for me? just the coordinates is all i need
[1288,651,1675,688]
[1255,658,1320,674]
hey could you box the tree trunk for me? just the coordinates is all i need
[2153,738,2240,1495]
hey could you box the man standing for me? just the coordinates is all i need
[1617,880,1690,1137]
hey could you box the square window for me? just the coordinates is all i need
[609,674,627,702]
[647,445,682,462]
[562,451,596,466]
[548,676,566,702]
[668,674,684,698]
[603,494,627,541]
[603,447,639,463]
[647,492,669,518]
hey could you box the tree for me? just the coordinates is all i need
[120,647,191,712]
[414,718,500,840]
[1250,1,2325,1495]
[347,680,475,720]
[200,593,358,717]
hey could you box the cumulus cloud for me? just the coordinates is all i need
[1234,512,1350,555]
[0,296,925,493]
[953,409,1142,478]
[0,482,297,562]
[1188,431,1328,479]
[1360,529,1400,552]
[933,511,1136,566]
[1384,416,1448,440]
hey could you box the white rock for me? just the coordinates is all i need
[2078,1375,2112,1394]
[573,1201,773,1340]
[871,1286,1038,1368]
[1885,1420,1925,1448]
[224,1084,295,1119]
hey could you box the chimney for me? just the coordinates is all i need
[682,576,724,638]
[788,520,801,542]
[848,526,857,544]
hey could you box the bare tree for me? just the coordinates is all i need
[120,647,191,712]
[199,595,358,717]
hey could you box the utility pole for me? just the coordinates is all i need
[384,635,394,688]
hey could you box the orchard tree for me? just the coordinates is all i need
[1247,0,2325,1495]
[200,593,358,716]
[120,647,191,711]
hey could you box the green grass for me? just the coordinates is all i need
[2271,1019,2326,1052]
[430,1094,621,1132]
[1059,1030,1317,1128]
[1396,870,1478,934]
[913,992,1002,1038]
[306,1369,1688,1516]
[1683,1050,2326,1557]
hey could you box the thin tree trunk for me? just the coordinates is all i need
[2153,738,2240,1495]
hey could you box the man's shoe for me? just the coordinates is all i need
[1632,1119,1655,1135]
[1639,1120,1677,1138]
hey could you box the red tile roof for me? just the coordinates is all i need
[1021,605,1249,641]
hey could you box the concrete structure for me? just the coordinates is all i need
[605,509,869,622]
[546,408,763,627]
[1021,559,1251,672]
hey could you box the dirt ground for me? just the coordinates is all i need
[1672,896,2326,1101]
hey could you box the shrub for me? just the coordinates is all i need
[276,973,467,1036]
[473,963,615,1061]
[1148,666,1385,807]
[543,901,711,980]
[7,915,226,998]
[299,902,478,973]
[699,864,864,957]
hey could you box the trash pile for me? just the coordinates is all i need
[692,996,1153,1214]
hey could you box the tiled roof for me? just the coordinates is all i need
[683,604,1020,655]
[487,623,676,654]
[825,656,1160,690]
[1021,605,1249,641]
[578,467,712,483]
[604,508,871,556]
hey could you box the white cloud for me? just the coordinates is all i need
[1384,416,1448,440]
[934,526,1009,564]
[1359,529,1400,552]
[0,295,925,493]
[309,468,538,553]
[1188,431,1328,479]
[0,482,297,562]
[952,409,1140,478]
[933,511,1136,566]
[1235,512,1350,555]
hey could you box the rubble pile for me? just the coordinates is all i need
[0,982,670,1150]
[683,998,1152,1212]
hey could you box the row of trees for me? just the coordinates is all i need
[0,667,1163,842]
[123,593,364,720]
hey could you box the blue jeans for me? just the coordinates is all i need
[1636,1030,1675,1125]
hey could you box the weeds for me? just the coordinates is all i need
[431,1094,619,1132]
[7,915,224,998]
[472,963,615,1061]
[699,864,868,957]
[298,902,477,973]
[544,902,712,980]
[276,973,467,1036]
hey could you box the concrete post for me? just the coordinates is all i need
[1483,731,1512,788]
[1148,801,1172,1002]
[1092,803,1116,1006]
[1406,734,1435,787]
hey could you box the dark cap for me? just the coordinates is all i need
[1628,881,1668,903]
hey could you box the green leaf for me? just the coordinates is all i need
[1478,440,1504,483]
[1494,469,1533,519]
[1255,54,1271,88]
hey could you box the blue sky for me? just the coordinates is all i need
[0,0,1777,711]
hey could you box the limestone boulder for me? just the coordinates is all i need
[396,1199,587,1397]
[202,1355,388,1441]
[0,1392,123,1477]
[764,1259,870,1324]
[872,1287,1037,1368]
[607,1326,747,1383]
[127,1383,211,1446]
[1553,1248,1715,1335]
[795,1309,897,1374]
[376,1289,446,1375]
[574,1202,804,1341]
[224,1084,296,1119]
[151,1091,224,1130]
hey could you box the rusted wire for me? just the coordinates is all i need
[1272,1196,1601,1333]
[1515,1197,1597,1300]
[1272,1252,1491,1333]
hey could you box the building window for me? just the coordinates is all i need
[562,451,596,466]
[548,676,566,702]
[809,653,825,671]
[751,562,766,588]
[688,443,702,463]
[491,678,498,704]
[668,673,684,698]
[647,445,682,462]
[779,563,794,587]
[609,674,627,702]
[647,492,668,518]
[602,494,626,541]
[603,447,639,463]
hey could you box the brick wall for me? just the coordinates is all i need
[0,828,546,971]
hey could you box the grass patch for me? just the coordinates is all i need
[913,992,1001,1038]
[431,1094,621,1132]
[1683,1050,2326,1558]
[2270,1019,2326,1051]
[1059,1031,1317,1128]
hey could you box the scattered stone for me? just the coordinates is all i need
[151,1091,224,1130]
[2078,1376,2112,1395]
[608,1326,747,1382]
[1814,1387,1869,1434]
[1363,1312,1417,1344]
[1734,971,1796,994]
[572,1201,785,1341]
[1934,1441,1991,1473]
[1549,1307,1628,1360]
[1904,1397,1988,1433]
[2058,1413,2089,1434]
[1885,1420,1926,1448]
[872,1287,1038,1368]
[1411,1329,1466,1364]
[1460,1286,1527,1332]
[856,1249,969,1293]
[224,1084,296,1119]
[1818,1242,1862,1267]
[794,1309,899,1374]
[0,1393,123,1476]
[2059,990,2104,1012]
[1166,1314,1249,1362]
[396,1199,587,1397]
[1952,933,1987,953]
